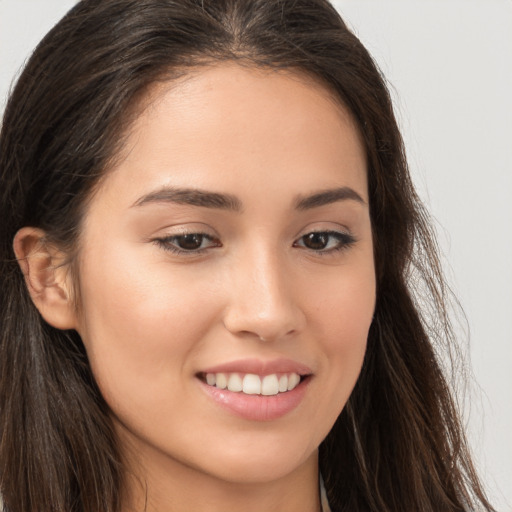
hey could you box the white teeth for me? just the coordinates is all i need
[216,373,227,389]
[206,372,302,395]
[278,374,288,392]
[287,373,300,391]
[242,374,261,395]
[227,373,243,392]
[261,374,279,396]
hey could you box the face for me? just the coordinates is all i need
[73,64,375,489]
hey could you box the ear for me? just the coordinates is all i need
[13,227,78,330]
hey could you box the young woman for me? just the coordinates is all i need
[0,1,496,511]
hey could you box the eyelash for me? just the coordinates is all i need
[152,230,356,256]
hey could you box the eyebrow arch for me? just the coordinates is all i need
[132,186,243,212]
[294,187,366,210]
[132,185,365,212]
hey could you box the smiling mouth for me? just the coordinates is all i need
[198,372,308,396]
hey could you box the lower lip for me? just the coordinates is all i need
[199,377,310,422]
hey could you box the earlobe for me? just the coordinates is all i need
[13,227,78,330]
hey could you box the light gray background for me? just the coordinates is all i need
[1,1,511,510]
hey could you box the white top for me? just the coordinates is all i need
[320,475,332,512]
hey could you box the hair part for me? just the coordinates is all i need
[0,1,494,511]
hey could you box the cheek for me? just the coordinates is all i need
[311,257,375,348]
[308,258,375,402]
[74,245,221,407]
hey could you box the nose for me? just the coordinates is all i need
[222,247,306,342]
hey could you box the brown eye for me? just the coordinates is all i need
[154,233,221,254]
[302,232,329,250]
[175,234,206,251]
[294,231,356,253]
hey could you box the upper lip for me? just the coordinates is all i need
[200,358,313,376]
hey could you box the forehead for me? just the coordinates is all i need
[96,63,367,209]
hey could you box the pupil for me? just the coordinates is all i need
[304,232,328,250]
[178,234,203,250]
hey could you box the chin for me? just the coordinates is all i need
[191,431,319,485]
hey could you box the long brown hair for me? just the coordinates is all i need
[0,1,494,511]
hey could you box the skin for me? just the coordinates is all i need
[17,64,376,512]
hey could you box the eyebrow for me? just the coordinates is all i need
[294,186,366,210]
[132,187,243,211]
[132,185,365,211]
